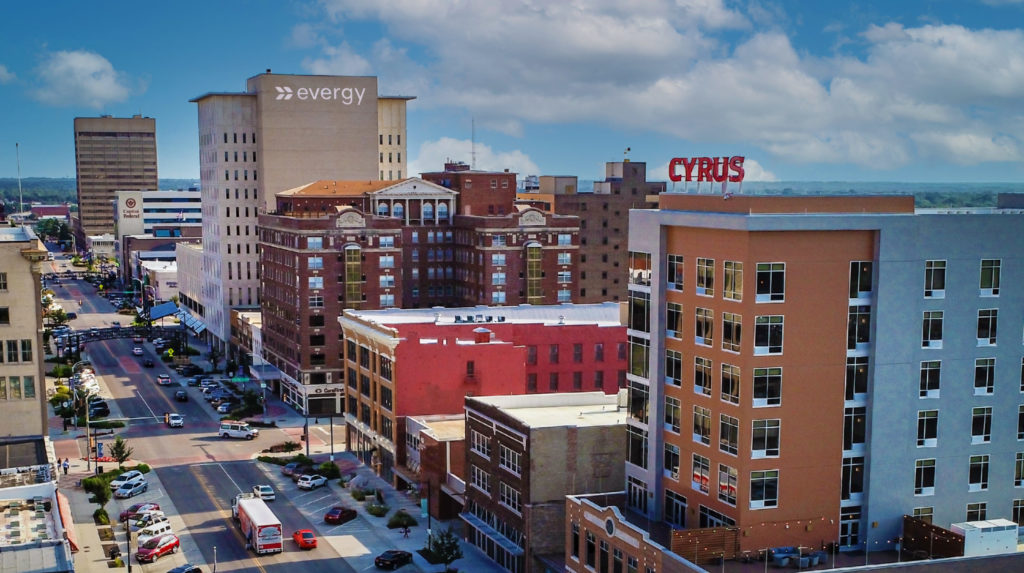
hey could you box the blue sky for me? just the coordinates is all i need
[2,0,1024,183]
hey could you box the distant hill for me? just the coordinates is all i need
[0,177,200,208]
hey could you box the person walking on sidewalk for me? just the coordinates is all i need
[62,458,69,475]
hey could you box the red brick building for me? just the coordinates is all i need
[421,160,518,216]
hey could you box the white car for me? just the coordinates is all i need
[110,470,145,491]
[216,402,233,413]
[132,347,144,356]
[296,474,328,490]
[252,484,275,501]
[167,413,184,428]
[114,479,148,499]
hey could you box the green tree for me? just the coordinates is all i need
[109,436,134,467]
[83,476,111,513]
[45,308,69,327]
[428,526,463,572]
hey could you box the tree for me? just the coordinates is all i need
[109,436,134,467]
[83,476,111,512]
[45,308,69,327]
[428,526,463,572]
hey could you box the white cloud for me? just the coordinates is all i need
[32,50,131,108]
[740,159,778,182]
[302,41,373,75]
[409,137,539,178]
[0,64,15,84]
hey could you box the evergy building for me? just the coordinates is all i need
[188,72,413,351]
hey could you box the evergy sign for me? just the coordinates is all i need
[669,156,745,183]
[274,85,366,105]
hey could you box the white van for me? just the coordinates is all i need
[130,511,167,532]
[136,520,174,545]
[220,422,258,440]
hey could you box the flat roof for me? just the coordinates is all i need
[279,179,396,197]
[345,302,622,327]
[468,392,626,429]
[421,419,465,441]
[0,227,34,242]
[189,91,254,103]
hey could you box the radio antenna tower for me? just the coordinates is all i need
[471,118,476,170]
[16,143,24,217]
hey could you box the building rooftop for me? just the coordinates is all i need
[0,227,34,242]
[279,179,398,197]
[468,391,626,429]
[345,302,622,327]
[140,260,177,273]
[415,415,466,442]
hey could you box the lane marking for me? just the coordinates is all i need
[189,465,269,573]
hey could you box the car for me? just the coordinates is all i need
[375,549,413,569]
[216,402,233,413]
[323,505,357,525]
[297,474,328,490]
[110,470,145,491]
[132,347,144,356]
[166,564,202,573]
[174,390,189,402]
[290,467,315,482]
[151,338,166,347]
[119,502,160,522]
[114,480,149,499]
[135,533,179,563]
[252,484,275,501]
[66,312,78,320]
[88,403,110,418]
[133,336,144,343]
[157,375,172,386]
[130,511,167,532]
[281,462,300,477]
[112,321,122,328]
[177,364,202,376]
[143,359,155,368]
[185,377,199,387]
[292,529,317,550]
[167,413,184,428]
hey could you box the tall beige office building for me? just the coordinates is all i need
[188,72,413,351]
[73,115,158,237]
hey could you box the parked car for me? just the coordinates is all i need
[177,364,202,376]
[216,402,233,413]
[110,470,145,491]
[324,505,357,525]
[114,480,149,499]
[135,533,179,563]
[174,390,188,402]
[119,502,160,522]
[374,550,413,569]
[167,413,184,428]
[88,401,110,418]
[252,484,275,501]
[293,529,317,550]
[166,565,202,573]
[130,511,167,532]
[291,467,316,482]
[281,462,300,477]
[297,475,328,490]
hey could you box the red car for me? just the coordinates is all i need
[119,502,160,522]
[324,505,357,525]
[293,529,317,549]
[135,533,179,563]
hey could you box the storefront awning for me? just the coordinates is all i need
[248,363,283,381]
[176,310,207,334]
[149,301,178,320]
[56,491,79,552]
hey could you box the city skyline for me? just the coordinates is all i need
[2,1,1024,183]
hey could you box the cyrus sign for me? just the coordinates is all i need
[668,156,745,183]
[274,85,366,105]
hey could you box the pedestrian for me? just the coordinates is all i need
[62,458,69,475]
[402,526,410,538]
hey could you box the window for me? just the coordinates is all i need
[844,407,866,450]
[558,289,572,302]
[722,313,741,352]
[756,263,785,302]
[379,275,396,288]
[972,407,992,444]
[977,309,998,346]
[721,364,740,405]
[1019,406,1024,440]
[924,260,946,298]
[491,253,506,266]
[558,252,571,265]
[920,361,941,398]
[841,456,864,501]
[571,523,580,559]
[557,270,572,283]
[499,444,521,475]
[917,411,938,447]
[380,294,395,307]
[694,357,712,396]
[664,490,687,528]
[666,302,683,338]
[307,237,323,249]
[752,420,780,458]
[665,350,682,387]
[693,406,711,445]
[849,261,873,297]
[308,295,324,308]
[975,359,995,396]
[848,306,871,349]
[557,234,572,246]
[0,272,7,291]
[665,397,681,433]
[491,291,506,304]
[470,465,490,493]
[379,255,395,269]
[723,261,742,301]
[750,470,779,509]
[629,251,651,286]
[627,426,648,469]
[664,444,680,479]
[380,235,395,248]
[667,254,684,290]
[0,308,9,325]
[628,335,649,378]
[915,459,935,495]
[970,455,989,491]
[967,502,987,522]
[550,344,559,364]
[914,507,934,524]
[308,276,324,289]
[586,531,596,567]
[1016,453,1024,487]
[628,290,650,332]
[549,372,559,390]
[491,272,506,286]
[720,415,739,455]
[754,315,783,354]
[922,311,943,348]
[307,256,323,270]
[719,464,738,505]
[692,454,710,493]
[696,258,714,296]
[980,259,1000,296]
[628,380,648,424]
[695,307,713,346]
[846,357,868,400]
[470,430,491,458]
[753,367,782,407]
[594,343,604,362]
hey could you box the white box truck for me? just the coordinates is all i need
[232,492,282,554]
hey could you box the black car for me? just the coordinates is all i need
[375,550,413,569]
[167,565,202,573]
[89,402,110,418]
[142,359,155,368]
[177,364,203,376]
[174,390,188,402]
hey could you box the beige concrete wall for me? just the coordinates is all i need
[0,237,47,437]
[530,424,626,502]
[378,97,409,180]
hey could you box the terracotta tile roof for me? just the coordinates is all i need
[279,180,398,197]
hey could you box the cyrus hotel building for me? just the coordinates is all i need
[185,72,413,353]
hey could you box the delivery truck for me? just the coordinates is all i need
[232,492,282,554]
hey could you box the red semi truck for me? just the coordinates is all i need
[232,493,282,554]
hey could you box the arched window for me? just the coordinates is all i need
[437,202,449,219]
[422,202,434,220]
[377,203,389,216]
[393,203,404,218]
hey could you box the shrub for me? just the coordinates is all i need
[132,463,151,474]
[93,508,110,525]
[318,461,340,479]
[90,420,126,429]
[351,489,367,502]
[387,509,418,529]
[366,502,389,517]
[257,455,289,465]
